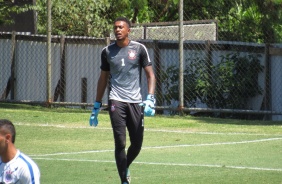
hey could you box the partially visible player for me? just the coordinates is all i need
[89,17,156,184]
[0,119,40,184]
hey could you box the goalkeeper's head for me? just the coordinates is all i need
[114,17,131,28]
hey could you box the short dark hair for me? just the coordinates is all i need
[0,119,16,143]
[114,17,131,28]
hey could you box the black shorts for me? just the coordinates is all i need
[108,100,144,145]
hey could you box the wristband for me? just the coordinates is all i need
[146,94,155,103]
[94,101,102,109]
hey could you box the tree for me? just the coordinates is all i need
[255,0,282,43]
[34,0,282,43]
[104,0,179,24]
[35,0,181,36]
[182,0,282,43]
[36,0,112,37]
[0,0,33,26]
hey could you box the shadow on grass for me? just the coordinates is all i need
[1,102,282,126]
[190,113,282,126]
[0,102,90,114]
[163,112,282,126]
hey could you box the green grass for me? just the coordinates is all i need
[0,103,282,184]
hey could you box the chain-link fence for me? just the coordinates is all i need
[1,0,282,120]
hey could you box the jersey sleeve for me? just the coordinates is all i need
[139,44,152,68]
[18,168,30,184]
[18,165,40,184]
[100,48,110,71]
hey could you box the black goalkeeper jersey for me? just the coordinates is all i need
[100,41,152,103]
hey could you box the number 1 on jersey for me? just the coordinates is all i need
[121,58,125,66]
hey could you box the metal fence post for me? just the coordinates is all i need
[47,0,52,105]
[179,0,184,114]
[264,43,271,120]
[10,31,16,100]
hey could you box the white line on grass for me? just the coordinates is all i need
[14,122,282,136]
[143,137,282,149]
[29,137,282,157]
[31,157,282,172]
[30,149,114,156]
[145,128,282,136]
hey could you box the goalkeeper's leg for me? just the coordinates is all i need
[110,100,129,183]
[125,103,144,183]
[114,133,127,183]
[127,102,144,167]
[110,101,144,183]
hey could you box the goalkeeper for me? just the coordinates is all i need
[89,17,156,184]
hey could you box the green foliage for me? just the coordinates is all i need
[0,0,13,25]
[0,0,34,26]
[36,0,111,36]
[35,0,181,36]
[206,53,264,109]
[2,0,281,42]
[183,0,282,43]
[32,0,282,42]
[148,0,179,22]
[222,0,282,43]
[161,53,264,111]
[219,3,263,42]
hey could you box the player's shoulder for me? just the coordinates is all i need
[17,151,39,169]
[102,42,116,51]
[129,41,148,51]
[103,42,119,53]
[18,151,32,161]
[130,40,144,47]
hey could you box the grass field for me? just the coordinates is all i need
[0,103,282,184]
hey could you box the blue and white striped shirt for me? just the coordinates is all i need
[0,150,40,184]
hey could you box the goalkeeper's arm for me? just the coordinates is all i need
[89,70,110,127]
[95,70,110,102]
[143,65,156,116]
[144,65,156,97]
